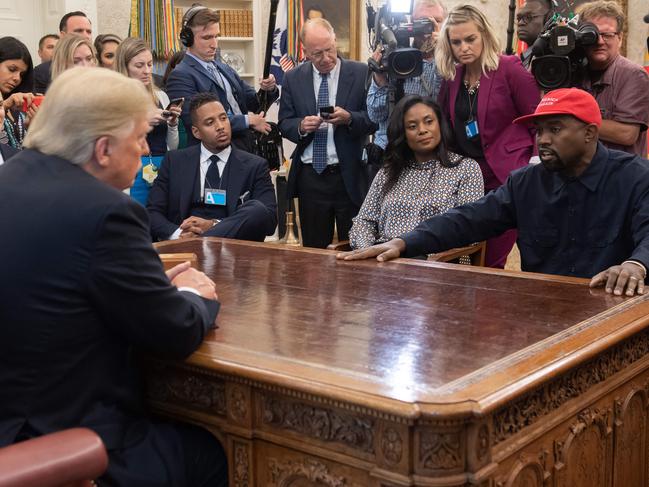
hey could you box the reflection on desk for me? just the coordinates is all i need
[147,237,649,487]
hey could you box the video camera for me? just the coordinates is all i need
[530,14,599,90]
[366,0,434,80]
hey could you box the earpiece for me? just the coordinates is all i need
[179,6,208,48]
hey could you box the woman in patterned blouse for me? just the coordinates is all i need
[350,95,484,249]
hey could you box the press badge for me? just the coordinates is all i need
[204,188,227,206]
[465,118,479,139]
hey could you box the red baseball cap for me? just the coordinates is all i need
[513,88,602,127]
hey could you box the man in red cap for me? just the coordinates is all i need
[337,88,649,297]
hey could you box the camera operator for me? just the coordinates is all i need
[366,0,446,150]
[516,0,552,69]
[577,0,649,157]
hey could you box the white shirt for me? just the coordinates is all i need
[0,150,5,167]
[300,59,341,166]
[169,144,232,240]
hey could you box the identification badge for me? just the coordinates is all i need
[465,118,480,139]
[140,155,164,186]
[204,188,227,206]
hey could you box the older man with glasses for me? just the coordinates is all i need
[577,0,649,157]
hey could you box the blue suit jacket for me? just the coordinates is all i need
[166,55,279,146]
[146,144,278,240]
[278,58,376,207]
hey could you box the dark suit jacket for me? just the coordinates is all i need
[146,144,278,240]
[33,61,51,94]
[278,58,376,207]
[438,55,540,185]
[166,55,279,146]
[0,149,218,450]
[0,143,18,162]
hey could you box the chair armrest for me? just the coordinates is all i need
[429,242,486,266]
[327,240,351,251]
[0,428,108,487]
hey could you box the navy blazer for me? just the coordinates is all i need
[146,144,278,240]
[166,55,279,146]
[0,143,18,162]
[0,149,218,450]
[278,58,376,207]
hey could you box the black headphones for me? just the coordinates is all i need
[180,5,208,48]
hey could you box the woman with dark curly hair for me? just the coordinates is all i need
[349,94,483,249]
[0,37,36,148]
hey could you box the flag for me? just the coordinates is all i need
[270,0,303,85]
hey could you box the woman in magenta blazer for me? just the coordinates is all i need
[436,4,540,268]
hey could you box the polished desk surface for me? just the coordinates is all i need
[155,238,649,418]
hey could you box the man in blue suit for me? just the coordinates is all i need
[166,6,278,151]
[279,18,376,248]
[147,93,277,242]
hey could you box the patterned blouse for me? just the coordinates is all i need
[350,152,484,249]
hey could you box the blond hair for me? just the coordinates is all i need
[576,0,625,32]
[50,34,96,80]
[24,67,154,165]
[113,37,156,103]
[435,4,501,80]
[300,18,335,43]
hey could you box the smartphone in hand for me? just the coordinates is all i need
[319,105,334,120]
[166,97,184,111]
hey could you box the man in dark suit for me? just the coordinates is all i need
[147,92,277,242]
[33,11,93,93]
[0,67,227,486]
[166,6,278,149]
[0,143,18,165]
[278,18,376,248]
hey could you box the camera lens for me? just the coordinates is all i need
[387,48,423,79]
[532,55,571,90]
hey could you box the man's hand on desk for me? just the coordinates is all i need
[590,262,646,297]
[180,216,214,236]
[166,262,218,301]
[336,238,406,262]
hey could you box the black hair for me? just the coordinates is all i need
[38,34,59,51]
[525,0,553,23]
[59,11,88,33]
[0,37,34,95]
[306,6,326,19]
[382,95,455,195]
[189,92,221,124]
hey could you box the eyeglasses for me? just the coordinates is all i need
[308,46,336,60]
[515,13,545,25]
[598,32,620,42]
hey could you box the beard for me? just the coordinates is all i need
[539,148,567,173]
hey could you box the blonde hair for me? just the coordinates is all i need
[435,4,501,80]
[576,0,625,32]
[24,67,154,165]
[50,34,96,80]
[300,18,335,43]
[113,37,156,103]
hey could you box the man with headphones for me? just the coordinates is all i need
[167,6,279,151]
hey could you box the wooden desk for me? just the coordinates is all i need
[148,238,649,487]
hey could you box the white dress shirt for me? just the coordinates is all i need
[169,144,232,240]
[300,59,341,166]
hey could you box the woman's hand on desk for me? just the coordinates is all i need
[336,238,406,262]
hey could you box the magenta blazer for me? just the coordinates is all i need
[439,55,540,184]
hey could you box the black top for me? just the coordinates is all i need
[453,82,483,160]
[33,61,51,94]
[147,100,168,156]
[401,143,649,278]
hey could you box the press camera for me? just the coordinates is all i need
[530,14,599,90]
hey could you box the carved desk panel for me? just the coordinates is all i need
[148,238,649,486]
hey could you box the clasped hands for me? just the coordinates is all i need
[179,216,215,238]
